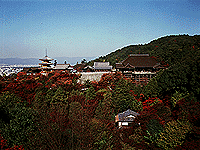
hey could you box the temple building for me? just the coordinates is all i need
[52,64,73,72]
[39,53,54,72]
[116,54,166,84]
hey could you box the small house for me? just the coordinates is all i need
[115,109,140,128]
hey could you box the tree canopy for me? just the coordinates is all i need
[0,35,200,149]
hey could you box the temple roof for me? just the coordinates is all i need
[116,54,159,69]
[93,62,112,70]
[52,64,71,70]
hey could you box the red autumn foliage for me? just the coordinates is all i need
[142,97,162,110]
[0,135,24,150]
[1,69,199,149]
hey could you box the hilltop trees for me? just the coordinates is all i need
[88,35,200,67]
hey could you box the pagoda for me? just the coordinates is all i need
[39,49,54,71]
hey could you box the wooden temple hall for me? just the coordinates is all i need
[116,54,166,84]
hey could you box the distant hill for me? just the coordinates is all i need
[0,58,40,66]
[88,34,200,67]
[0,57,95,66]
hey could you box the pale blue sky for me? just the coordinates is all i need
[0,0,199,59]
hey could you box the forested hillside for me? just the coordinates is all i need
[89,34,200,67]
[0,34,199,149]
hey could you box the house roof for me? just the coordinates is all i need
[116,109,140,122]
[116,54,159,69]
[39,62,53,65]
[93,62,112,70]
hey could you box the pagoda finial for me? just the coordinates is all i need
[45,48,48,57]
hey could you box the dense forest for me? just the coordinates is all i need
[0,34,200,149]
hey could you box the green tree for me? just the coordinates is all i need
[69,102,84,149]
[0,92,36,148]
[28,104,70,150]
[51,87,68,104]
[33,90,47,109]
[142,70,163,99]
[85,86,96,101]
[155,120,192,149]
[112,78,142,113]
[95,89,114,121]
[144,119,164,144]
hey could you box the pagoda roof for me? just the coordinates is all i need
[39,55,54,61]
[39,62,53,65]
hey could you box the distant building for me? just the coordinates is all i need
[115,109,140,128]
[93,62,112,71]
[116,54,166,84]
[52,64,73,72]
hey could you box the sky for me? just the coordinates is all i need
[0,0,199,59]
